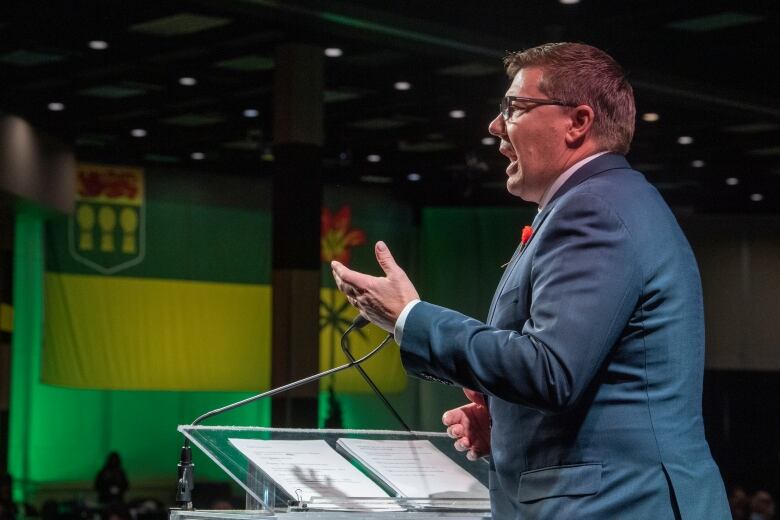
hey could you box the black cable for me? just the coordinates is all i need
[340,323,413,432]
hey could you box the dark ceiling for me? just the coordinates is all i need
[2,0,779,212]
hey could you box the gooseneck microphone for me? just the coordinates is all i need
[175,315,391,509]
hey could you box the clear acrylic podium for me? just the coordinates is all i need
[170,425,492,519]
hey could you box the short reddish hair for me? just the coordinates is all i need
[505,43,636,155]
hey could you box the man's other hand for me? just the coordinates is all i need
[331,241,419,333]
[442,388,491,461]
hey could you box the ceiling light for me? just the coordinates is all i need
[481,137,496,146]
[179,77,197,86]
[47,102,65,111]
[407,173,421,181]
[725,177,739,186]
[750,193,764,202]
[559,0,580,4]
[130,128,147,138]
[449,110,466,119]
[324,48,343,58]
[691,160,705,168]
[243,108,259,118]
[191,152,205,160]
[642,112,660,122]
[366,154,381,163]
[677,136,694,145]
[394,81,411,91]
[88,40,108,50]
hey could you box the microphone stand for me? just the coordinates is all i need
[175,316,391,509]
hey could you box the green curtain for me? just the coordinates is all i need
[8,203,44,502]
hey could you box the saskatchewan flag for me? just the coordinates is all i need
[43,163,272,391]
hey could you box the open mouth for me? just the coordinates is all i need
[499,143,518,175]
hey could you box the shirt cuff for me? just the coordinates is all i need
[394,299,421,345]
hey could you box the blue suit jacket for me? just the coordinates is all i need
[400,154,730,519]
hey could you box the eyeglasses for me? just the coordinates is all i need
[500,95,577,121]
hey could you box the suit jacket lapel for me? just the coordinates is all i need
[485,153,631,324]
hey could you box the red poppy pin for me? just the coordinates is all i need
[521,225,534,246]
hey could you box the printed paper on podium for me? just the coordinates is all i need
[336,438,489,499]
[229,438,401,510]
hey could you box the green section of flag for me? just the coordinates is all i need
[46,200,271,284]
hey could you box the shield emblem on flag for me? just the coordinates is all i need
[68,163,145,274]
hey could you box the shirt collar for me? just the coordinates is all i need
[538,151,608,211]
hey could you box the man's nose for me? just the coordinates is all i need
[488,114,505,137]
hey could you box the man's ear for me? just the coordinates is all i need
[565,105,595,147]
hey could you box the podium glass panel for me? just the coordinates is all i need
[175,425,491,518]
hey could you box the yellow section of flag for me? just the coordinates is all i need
[42,273,271,391]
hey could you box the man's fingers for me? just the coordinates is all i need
[446,424,465,439]
[442,409,464,426]
[463,388,486,407]
[332,261,377,292]
[374,241,400,277]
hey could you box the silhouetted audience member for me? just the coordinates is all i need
[95,452,129,505]
[731,486,751,520]
[751,490,776,520]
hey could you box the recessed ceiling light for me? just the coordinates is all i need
[191,152,205,160]
[88,40,108,50]
[243,108,259,118]
[481,137,496,146]
[130,128,147,138]
[394,81,411,91]
[449,109,466,119]
[642,112,660,122]
[324,48,343,58]
[677,135,694,145]
[750,193,764,202]
[47,102,65,111]
[725,177,739,186]
[366,154,381,163]
[560,0,580,4]
[407,173,421,181]
[691,160,705,168]
[179,77,197,86]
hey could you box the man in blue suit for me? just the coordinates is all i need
[331,43,730,519]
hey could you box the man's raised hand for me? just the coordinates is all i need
[331,241,419,333]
